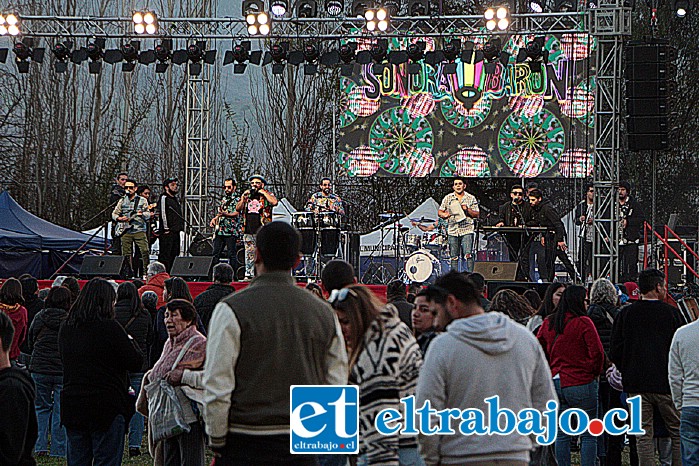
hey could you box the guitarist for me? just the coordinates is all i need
[209,178,240,274]
[112,180,152,278]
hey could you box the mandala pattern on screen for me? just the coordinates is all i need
[439,146,491,177]
[498,108,565,177]
[369,106,434,172]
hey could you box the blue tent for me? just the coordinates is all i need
[0,191,108,278]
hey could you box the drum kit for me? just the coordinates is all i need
[403,216,449,284]
[292,209,342,278]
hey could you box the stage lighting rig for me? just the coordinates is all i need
[224,40,262,74]
[0,13,20,36]
[516,36,548,73]
[13,39,45,74]
[297,0,319,17]
[133,11,158,35]
[408,0,429,15]
[365,7,390,32]
[484,6,510,31]
[326,0,344,16]
[246,11,271,35]
[52,40,73,73]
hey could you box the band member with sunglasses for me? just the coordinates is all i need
[112,180,152,277]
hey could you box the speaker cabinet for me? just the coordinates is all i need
[170,256,214,280]
[80,256,126,279]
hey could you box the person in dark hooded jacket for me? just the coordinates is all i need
[527,189,577,281]
[0,309,38,466]
[193,263,235,329]
[28,286,71,458]
[114,281,152,458]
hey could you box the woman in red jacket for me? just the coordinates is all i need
[537,285,605,466]
[0,278,28,364]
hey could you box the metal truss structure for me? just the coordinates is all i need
[590,0,631,281]
[13,9,629,278]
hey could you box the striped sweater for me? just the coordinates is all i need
[350,304,423,465]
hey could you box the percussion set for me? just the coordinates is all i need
[292,209,343,277]
[402,216,449,284]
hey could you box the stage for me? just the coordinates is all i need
[38,280,389,301]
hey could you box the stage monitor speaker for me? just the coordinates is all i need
[80,256,126,278]
[474,261,518,282]
[170,256,214,279]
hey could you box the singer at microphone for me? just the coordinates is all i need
[236,174,278,281]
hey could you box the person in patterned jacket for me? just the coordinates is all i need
[329,284,423,465]
[305,177,345,216]
[210,178,241,273]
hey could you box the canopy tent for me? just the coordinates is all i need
[0,191,107,278]
[272,198,298,223]
[360,198,441,256]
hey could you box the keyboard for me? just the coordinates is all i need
[481,226,551,234]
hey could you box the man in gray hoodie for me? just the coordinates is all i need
[416,271,556,465]
[669,318,699,464]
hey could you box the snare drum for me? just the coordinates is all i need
[292,211,315,229]
[404,249,441,283]
[318,212,340,229]
[404,234,422,251]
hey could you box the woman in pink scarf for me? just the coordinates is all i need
[145,299,206,465]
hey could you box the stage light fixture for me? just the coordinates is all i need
[384,0,401,16]
[482,37,510,74]
[297,0,318,17]
[224,40,262,74]
[179,41,216,76]
[365,7,390,32]
[554,0,575,11]
[122,42,140,71]
[262,41,289,75]
[301,43,320,75]
[485,6,509,30]
[133,10,158,35]
[271,0,288,16]
[0,13,20,36]
[84,38,106,74]
[352,0,369,16]
[408,0,429,15]
[336,42,357,76]
[370,39,388,73]
[247,11,271,35]
[242,0,264,15]
[674,0,689,16]
[12,39,45,74]
[516,36,548,73]
[326,0,344,16]
[52,40,73,73]
[406,41,426,75]
[440,39,461,74]
[529,0,545,11]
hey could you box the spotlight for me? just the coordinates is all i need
[133,10,158,34]
[370,39,388,72]
[263,41,289,75]
[384,0,401,16]
[224,40,262,74]
[674,0,689,16]
[302,44,320,75]
[482,37,510,74]
[407,41,426,75]
[297,0,318,17]
[154,39,172,73]
[516,36,548,73]
[408,0,429,15]
[271,0,288,16]
[11,39,45,74]
[177,41,216,75]
[0,13,20,36]
[338,41,357,76]
[365,7,390,32]
[529,0,545,11]
[247,11,271,35]
[352,0,369,16]
[554,0,575,11]
[326,0,344,15]
[121,42,140,72]
[52,40,73,73]
[485,6,509,30]
[442,39,460,74]
[242,0,264,14]
[86,38,105,74]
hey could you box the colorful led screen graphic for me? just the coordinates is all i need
[336,34,596,178]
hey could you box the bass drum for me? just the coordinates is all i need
[404,249,441,284]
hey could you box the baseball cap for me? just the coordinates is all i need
[163,177,178,186]
[624,281,640,301]
[249,174,267,185]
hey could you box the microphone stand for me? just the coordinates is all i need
[50,224,107,280]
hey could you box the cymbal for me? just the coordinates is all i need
[379,211,402,219]
[410,216,435,224]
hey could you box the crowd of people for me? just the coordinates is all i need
[2,221,699,466]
